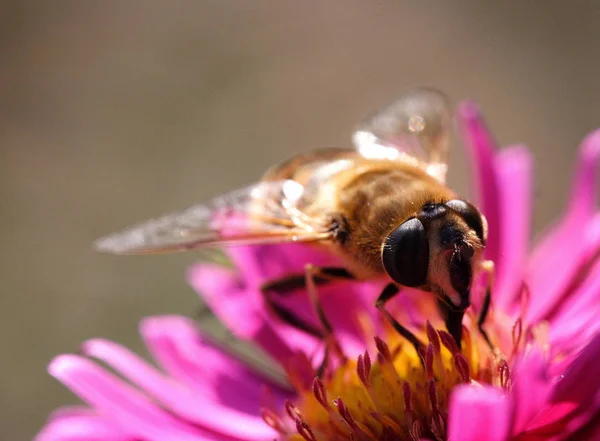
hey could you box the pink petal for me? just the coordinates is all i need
[448,385,511,441]
[493,145,533,312]
[457,103,534,314]
[227,242,343,286]
[566,130,600,221]
[550,309,600,365]
[560,413,600,441]
[510,349,552,434]
[49,354,224,441]
[187,264,318,362]
[457,101,501,263]
[83,336,278,441]
[188,263,265,337]
[551,214,600,335]
[188,242,383,363]
[139,316,291,409]
[35,413,130,441]
[526,130,600,323]
[525,333,600,437]
[46,406,97,420]
[549,232,600,355]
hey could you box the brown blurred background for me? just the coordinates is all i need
[2,2,600,439]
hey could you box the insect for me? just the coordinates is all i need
[95,87,494,351]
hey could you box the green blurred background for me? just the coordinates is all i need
[2,2,600,439]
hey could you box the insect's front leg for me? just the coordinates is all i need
[477,260,495,350]
[375,283,425,354]
[435,299,465,350]
[261,272,324,338]
[261,266,355,374]
[260,266,355,335]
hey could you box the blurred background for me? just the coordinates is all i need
[2,1,600,439]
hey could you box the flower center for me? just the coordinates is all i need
[262,313,520,441]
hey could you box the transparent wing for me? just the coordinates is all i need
[352,87,452,183]
[94,180,332,255]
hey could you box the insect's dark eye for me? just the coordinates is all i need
[382,218,429,287]
[445,199,486,244]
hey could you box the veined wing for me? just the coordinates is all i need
[94,180,333,255]
[352,87,452,183]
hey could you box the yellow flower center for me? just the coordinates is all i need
[261,302,540,441]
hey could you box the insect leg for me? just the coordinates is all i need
[261,287,323,338]
[375,283,425,354]
[304,264,351,375]
[436,299,465,349]
[260,266,355,338]
[261,266,355,376]
[477,260,495,349]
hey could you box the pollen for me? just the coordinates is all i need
[262,309,528,441]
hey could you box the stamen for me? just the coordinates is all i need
[409,419,424,441]
[312,378,329,409]
[426,321,441,354]
[454,353,470,382]
[430,412,446,441]
[284,317,513,441]
[519,282,531,318]
[374,336,392,362]
[403,382,413,413]
[335,398,358,430]
[363,350,371,373]
[357,352,371,387]
[370,413,404,436]
[403,381,414,428]
[425,344,435,380]
[285,400,302,421]
[512,317,523,356]
[428,380,439,412]
[439,330,459,355]
[261,407,288,434]
[498,359,511,389]
[335,398,375,439]
[296,419,318,441]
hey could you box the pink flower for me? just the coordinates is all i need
[36,103,600,441]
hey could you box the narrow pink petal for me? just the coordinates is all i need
[49,355,223,441]
[549,236,600,355]
[457,101,501,263]
[549,215,600,312]
[187,264,264,337]
[46,406,97,420]
[83,337,278,441]
[526,333,600,436]
[226,242,343,287]
[560,411,600,441]
[526,131,600,323]
[551,331,600,407]
[493,145,533,311]
[448,385,511,441]
[565,130,600,221]
[139,316,291,407]
[550,308,600,360]
[187,263,319,361]
[35,414,130,441]
[510,349,552,434]
[188,257,379,363]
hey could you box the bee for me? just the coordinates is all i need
[95,88,493,350]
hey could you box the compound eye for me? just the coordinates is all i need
[445,199,486,244]
[382,218,429,287]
